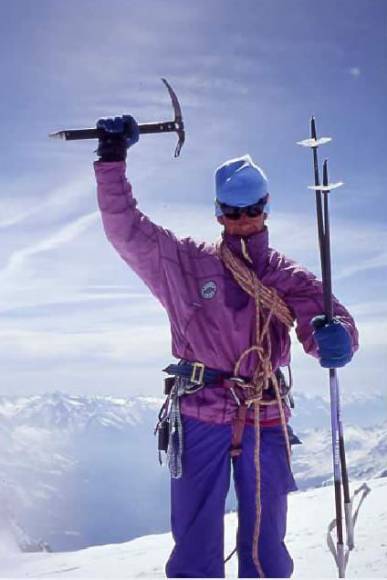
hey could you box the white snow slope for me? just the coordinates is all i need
[1,477,385,579]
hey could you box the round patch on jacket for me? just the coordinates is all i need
[200,280,217,300]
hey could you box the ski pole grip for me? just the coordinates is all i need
[311,314,328,330]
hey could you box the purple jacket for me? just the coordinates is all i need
[95,161,358,425]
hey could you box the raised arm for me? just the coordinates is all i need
[95,159,182,304]
[93,115,191,310]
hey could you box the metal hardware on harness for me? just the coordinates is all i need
[158,420,170,453]
[226,377,259,408]
[164,375,175,395]
[229,376,246,386]
[156,374,207,478]
[229,386,241,406]
[155,395,172,463]
[190,362,205,385]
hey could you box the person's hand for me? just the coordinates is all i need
[312,315,353,368]
[96,115,139,162]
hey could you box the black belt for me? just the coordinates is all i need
[163,360,290,402]
[163,361,231,385]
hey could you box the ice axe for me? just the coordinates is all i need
[49,78,185,158]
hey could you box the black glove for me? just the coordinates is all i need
[96,115,139,162]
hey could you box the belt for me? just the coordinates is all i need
[163,360,290,402]
[162,360,291,462]
[163,361,231,386]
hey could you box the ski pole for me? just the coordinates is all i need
[298,118,371,575]
[310,117,329,287]
[310,152,370,574]
[49,78,185,158]
[298,119,347,577]
[322,159,346,577]
[321,159,354,552]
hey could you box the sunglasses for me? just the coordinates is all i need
[219,194,269,220]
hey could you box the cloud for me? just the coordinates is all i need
[0,324,170,364]
[0,211,99,279]
[349,67,361,77]
[0,174,92,230]
[1,193,386,319]
[336,251,387,280]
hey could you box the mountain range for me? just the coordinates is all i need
[0,391,385,553]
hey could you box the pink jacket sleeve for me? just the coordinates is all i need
[284,266,359,359]
[94,160,185,309]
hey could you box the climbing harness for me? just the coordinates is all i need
[156,362,293,474]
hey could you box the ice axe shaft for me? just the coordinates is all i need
[49,78,185,157]
[50,121,180,141]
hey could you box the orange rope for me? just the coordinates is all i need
[220,243,294,328]
[219,240,294,576]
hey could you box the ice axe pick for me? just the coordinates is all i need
[49,78,185,158]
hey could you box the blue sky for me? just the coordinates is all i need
[0,0,386,406]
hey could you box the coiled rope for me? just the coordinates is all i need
[219,240,295,577]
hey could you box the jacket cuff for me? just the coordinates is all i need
[94,160,127,184]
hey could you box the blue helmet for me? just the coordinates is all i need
[215,154,270,216]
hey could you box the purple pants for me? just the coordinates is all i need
[166,417,297,578]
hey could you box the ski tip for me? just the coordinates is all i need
[49,131,66,140]
[297,137,332,148]
[308,181,344,192]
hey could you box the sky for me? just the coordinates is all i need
[0,0,386,407]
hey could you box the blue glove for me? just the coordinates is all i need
[96,115,139,162]
[312,315,353,368]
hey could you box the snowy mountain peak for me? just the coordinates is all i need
[0,392,162,432]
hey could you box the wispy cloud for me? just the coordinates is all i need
[0,212,98,279]
[0,324,170,364]
[1,194,386,317]
[0,174,92,230]
[336,251,387,280]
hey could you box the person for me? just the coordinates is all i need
[94,115,358,578]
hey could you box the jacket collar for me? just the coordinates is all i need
[222,227,269,276]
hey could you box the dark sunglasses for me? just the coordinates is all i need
[219,194,269,220]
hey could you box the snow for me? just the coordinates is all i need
[1,477,386,578]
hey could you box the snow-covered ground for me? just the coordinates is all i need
[1,477,385,578]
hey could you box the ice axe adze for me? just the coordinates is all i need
[49,78,185,158]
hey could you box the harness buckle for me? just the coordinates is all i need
[190,362,205,385]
